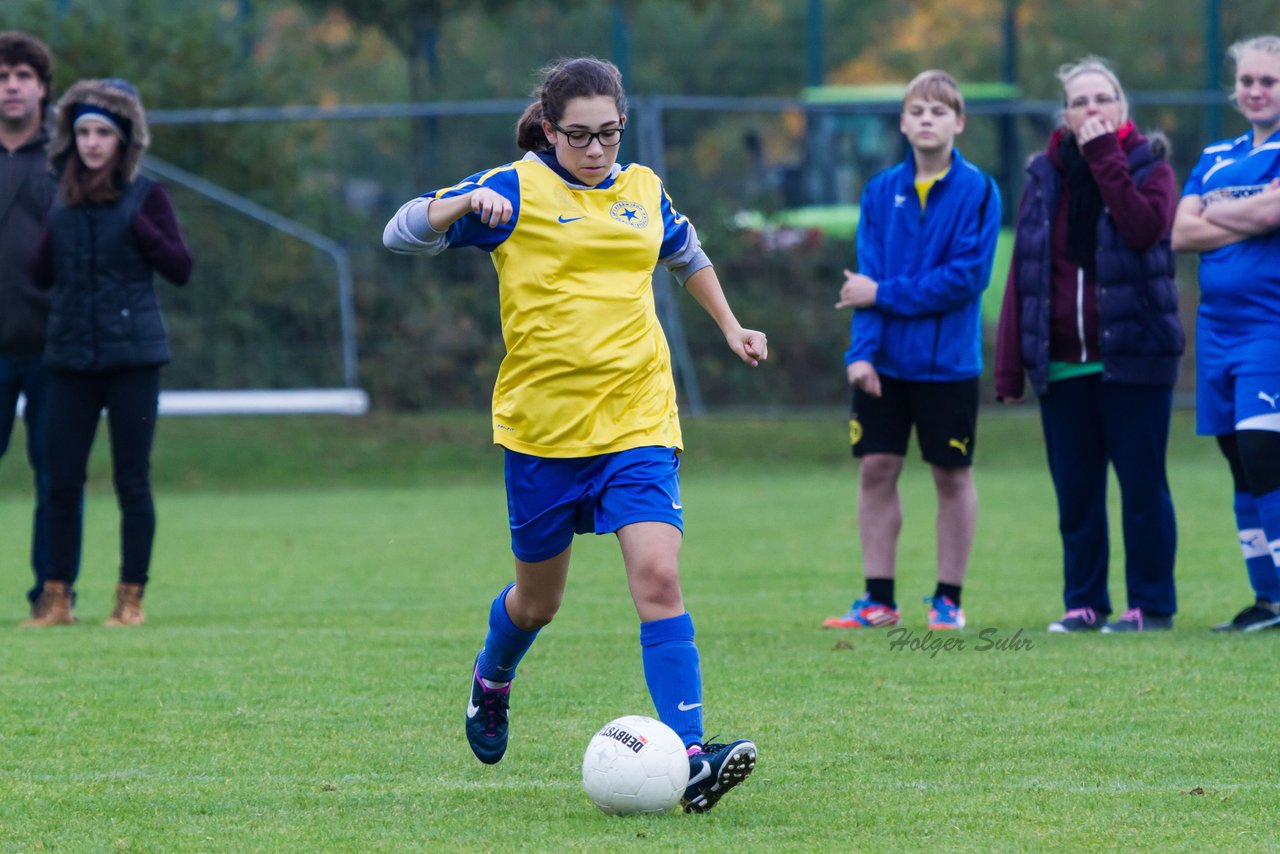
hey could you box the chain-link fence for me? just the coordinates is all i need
[148,89,1231,412]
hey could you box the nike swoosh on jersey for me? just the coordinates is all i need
[557,214,586,223]
[687,760,712,787]
[677,700,702,711]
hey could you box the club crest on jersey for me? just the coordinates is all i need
[610,201,649,228]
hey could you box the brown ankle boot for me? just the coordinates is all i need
[103,583,145,627]
[20,581,76,627]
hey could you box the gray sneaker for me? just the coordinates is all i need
[1101,608,1172,633]
[1047,607,1103,633]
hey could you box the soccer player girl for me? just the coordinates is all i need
[383,57,764,813]
[1172,35,1280,631]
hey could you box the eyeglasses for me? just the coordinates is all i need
[550,121,625,149]
[1066,93,1119,110]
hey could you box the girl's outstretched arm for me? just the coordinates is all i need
[683,266,767,367]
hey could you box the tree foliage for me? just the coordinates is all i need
[292,1,519,59]
[5,0,1278,407]
[291,0,531,188]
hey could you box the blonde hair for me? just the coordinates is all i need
[1225,35,1280,111]
[902,70,964,116]
[1056,55,1128,126]
[1228,34,1280,66]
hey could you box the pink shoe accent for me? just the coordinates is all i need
[475,667,511,695]
[1118,607,1142,628]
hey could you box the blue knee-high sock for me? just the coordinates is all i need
[1256,488,1280,592]
[476,583,539,683]
[1235,493,1280,601]
[640,612,703,748]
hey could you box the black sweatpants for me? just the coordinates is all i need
[46,366,160,587]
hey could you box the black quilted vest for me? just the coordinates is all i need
[1015,140,1184,396]
[44,176,171,371]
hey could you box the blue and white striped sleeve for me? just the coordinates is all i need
[382,165,521,255]
[656,181,711,285]
[1181,150,1212,199]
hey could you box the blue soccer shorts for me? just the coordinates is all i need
[1197,323,1280,435]
[503,445,683,563]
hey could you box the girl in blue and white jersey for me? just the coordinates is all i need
[1174,35,1280,631]
[384,57,764,813]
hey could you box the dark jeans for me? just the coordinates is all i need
[46,366,160,588]
[0,353,68,604]
[1039,375,1177,617]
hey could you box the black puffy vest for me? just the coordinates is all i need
[44,176,171,371]
[1015,141,1184,396]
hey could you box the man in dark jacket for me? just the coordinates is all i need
[0,31,64,617]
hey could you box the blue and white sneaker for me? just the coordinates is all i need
[926,595,966,630]
[465,657,510,765]
[681,739,757,813]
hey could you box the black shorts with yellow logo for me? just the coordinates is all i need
[849,375,979,468]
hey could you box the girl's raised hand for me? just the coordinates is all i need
[470,188,514,227]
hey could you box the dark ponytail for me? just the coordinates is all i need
[514,57,628,152]
[515,101,548,152]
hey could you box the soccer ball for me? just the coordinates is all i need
[581,715,690,815]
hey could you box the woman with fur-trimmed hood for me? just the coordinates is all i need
[25,78,192,629]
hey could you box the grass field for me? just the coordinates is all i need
[0,408,1276,852]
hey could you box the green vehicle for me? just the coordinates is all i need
[738,81,1022,323]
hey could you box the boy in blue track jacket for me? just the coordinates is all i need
[823,70,1001,632]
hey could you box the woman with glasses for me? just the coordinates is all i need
[383,56,763,812]
[1172,35,1280,632]
[994,56,1182,633]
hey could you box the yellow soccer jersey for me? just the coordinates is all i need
[424,153,700,457]
[914,165,950,211]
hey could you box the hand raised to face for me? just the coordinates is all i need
[1075,115,1116,147]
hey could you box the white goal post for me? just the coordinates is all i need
[14,389,370,418]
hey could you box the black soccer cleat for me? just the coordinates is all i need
[681,739,757,813]
[465,657,510,765]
